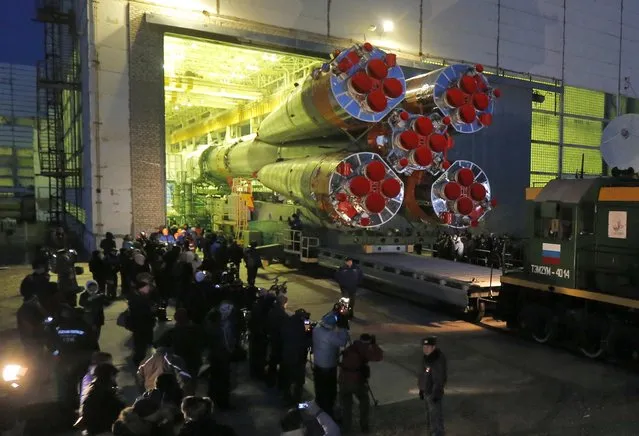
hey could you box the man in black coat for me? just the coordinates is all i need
[417,336,448,436]
[243,242,262,287]
[248,290,275,380]
[78,363,126,434]
[279,309,311,405]
[128,274,157,366]
[266,294,289,389]
[334,258,363,318]
[20,259,50,302]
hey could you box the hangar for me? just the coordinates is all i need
[34,0,639,249]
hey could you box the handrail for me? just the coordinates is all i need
[282,229,319,260]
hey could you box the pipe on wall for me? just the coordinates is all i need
[88,0,104,242]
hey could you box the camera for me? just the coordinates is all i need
[332,297,351,329]
[334,297,351,317]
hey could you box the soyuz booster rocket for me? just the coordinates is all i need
[198,42,502,230]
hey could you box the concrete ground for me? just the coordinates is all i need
[1,263,639,435]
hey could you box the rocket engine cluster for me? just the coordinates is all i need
[198,42,501,229]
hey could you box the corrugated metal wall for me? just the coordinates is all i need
[0,64,37,220]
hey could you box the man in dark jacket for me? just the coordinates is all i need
[88,250,107,294]
[334,258,363,318]
[47,304,99,421]
[128,273,157,366]
[243,242,262,287]
[267,294,289,389]
[205,304,235,410]
[248,290,275,380]
[417,336,447,436]
[339,334,384,433]
[56,248,81,306]
[20,259,50,301]
[78,363,125,434]
[228,240,243,270]
[79,280,106,342]
[280,308,311,405]
[100,231,117,252]
[16,294,47,358]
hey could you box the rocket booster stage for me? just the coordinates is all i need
[257,152,404,228]
[257,43,406,144]
[200,136,352,182]
[195,42,502,229]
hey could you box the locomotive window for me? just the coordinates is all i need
[559,207,573,240]
[580,202,595,234]
[534,204,573,240]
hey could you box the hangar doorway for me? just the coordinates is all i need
[162,34,320,227]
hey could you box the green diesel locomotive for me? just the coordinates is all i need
[495,177,639,360]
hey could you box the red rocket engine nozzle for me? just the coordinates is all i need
[256,42,407,145]
[403,63,501,134]
[256,152,404,229]
[376,109,453,175]
[428,160,495,228]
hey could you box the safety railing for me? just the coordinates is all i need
[282,229,320,262]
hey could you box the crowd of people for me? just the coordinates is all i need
[426,231,524,268]
[15,225,449,436]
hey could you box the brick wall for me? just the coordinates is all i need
[128,3,166,234]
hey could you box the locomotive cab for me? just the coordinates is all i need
[499,178,639,359]
[524,179,597,290]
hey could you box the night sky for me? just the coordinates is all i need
[0,2,43,65]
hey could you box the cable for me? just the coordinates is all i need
[326,0,332,38]
[419,0,424,56]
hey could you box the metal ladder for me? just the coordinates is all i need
[231,178,252,242]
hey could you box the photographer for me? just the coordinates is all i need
[280,309,312,405]
[311,313,349,418]
[339,334,383,434]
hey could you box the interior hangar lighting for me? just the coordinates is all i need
[382,20,395,33]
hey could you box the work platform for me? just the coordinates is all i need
[317,246,501,319]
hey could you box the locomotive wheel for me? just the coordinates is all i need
[464,299,486,323]
[531,307,557,344]
[578,316,610,359]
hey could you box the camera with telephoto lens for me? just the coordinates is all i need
[332,297,351,329]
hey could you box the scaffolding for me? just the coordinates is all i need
[230,178,253,241]
[35,0,82,226]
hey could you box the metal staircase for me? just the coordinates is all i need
[35,0,81,225]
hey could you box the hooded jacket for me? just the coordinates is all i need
[137,349,193,392]
[339,339,383,385]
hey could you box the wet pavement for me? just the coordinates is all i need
[1,263,639,435]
